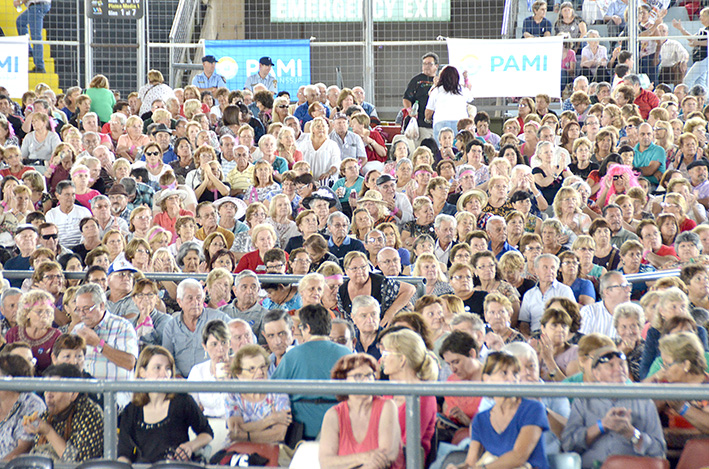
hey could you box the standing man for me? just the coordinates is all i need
[244,57,278,94]
[192,55,226,94]
[14,0,51,73]
[403,52,439,144]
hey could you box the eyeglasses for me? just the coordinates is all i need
[331,336,350,345]
[135,215,152,221]
[32,308,54,317]
[367,237,384,244]
[348,265,369,272]
[134,293,156,300]
[266,262,285,270]
[44,274,63,281]
[380,350,399,358]
[452,275,473,281]
[241,364,268,374]
[293,258,311,264]
[347,372,375,381]
[75,304,98,315]
[606,283,631,291]
[277,105,288,109]
[42,233,58,240]
[593,351,626,367]
[145,151,161,157]
[136,248,150,255]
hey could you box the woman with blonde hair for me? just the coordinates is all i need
[267,193,299,248]
[102,229,126,263]
[147,226,172,252]
[413,252,454,297]
[246,160,280,205]
[350,208,374,242]
[128,205,153,241]
[600,103,624,129]
[639,287,708,380]
[125,238,152,272]
[116,115,150,161]
[275,126,301,167]
[553,186,591,238]
[380,327,438,463]
[235,224,277,274]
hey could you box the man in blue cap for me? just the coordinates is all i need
[192,55,226,94]
[245,56,278,94]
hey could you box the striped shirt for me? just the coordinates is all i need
[45,204,93,247]
[579,301,619,340]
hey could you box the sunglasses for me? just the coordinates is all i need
[612,175,623,181]
[277,105,288,109]
[594,351,626,367]
[145,151,161,157]
[42,234,58,240]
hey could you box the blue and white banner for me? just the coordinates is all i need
[447,37,563,98]
[205,40,311,97]
[0,35,29,99]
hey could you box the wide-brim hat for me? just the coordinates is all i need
[214,196,248,220]
[156,188,188,205]
[302,189,337,209]
[358,190,388,205]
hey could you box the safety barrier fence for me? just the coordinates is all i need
[3,378,709,468]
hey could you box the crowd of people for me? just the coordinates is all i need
[1,21,709,466]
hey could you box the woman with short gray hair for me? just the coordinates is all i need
[613,302,645,381]
[176,242,204,273]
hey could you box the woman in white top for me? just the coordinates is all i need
[20,112,60,163]
[297,117,341,185]
[424,65,474,142]
[137,69,176,116]
[580,30,609,82]
[187,318,231,450]
[132,142,170,183]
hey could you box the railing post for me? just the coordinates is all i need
[405,395,422,469]
[103,391,117,460]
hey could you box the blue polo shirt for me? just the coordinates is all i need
[192,71,226,89]
[489,241,519,260]
[328,235,367,261]
[294,102,331,129]
[633,142,666,185]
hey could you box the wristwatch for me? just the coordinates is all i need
[630,428,641,445]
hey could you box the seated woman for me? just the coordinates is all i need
[226,344,291,445]
[663,193,697,233]
[235,224,279,274]
[447,352,550,469]
[380,327,438,464]
[118,346,213,463]
[471,250,521,316]
[415,295,452,353]
[0,354,46,461]
[522,0,552,38]
[319,353,401,469]
[401,196,436,249]
[187,319,231,451]
[412,252,454,298]
[25,364,104,462]
[541,219,567,257]
[176,241,204,274]
[532,307,579,382]
[131,278,170,347]
[553,186,591,240]
[557,251,595,306]
[655,332,709,435]
[639,287,709,380]
[617,239,654,300]
[589,218,620,271]
[483,292,525,349]
[614,302,645,382]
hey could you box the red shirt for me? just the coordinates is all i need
[0,166,33,179]
[235,249,288,274]
[634,89,660,120]
[680,217,697,232]
[365,129,387,163]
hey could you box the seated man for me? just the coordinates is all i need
[271,304,351,440]
[221,271,269,339]
[261,309,297,376]
[351,295,383,360]
[162,279,230,377]
[561,346,666,468]
[24,364,104,462]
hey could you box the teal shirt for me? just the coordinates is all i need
[332,176,364,203]
[85,87,117,124]
[633,143,666,185]
[646,351,709,378]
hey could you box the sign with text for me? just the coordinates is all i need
[271,0,450,22]
[205,40,311,97]
[0,36,29,99]
[87,0,144,20]
[447,37,563,98]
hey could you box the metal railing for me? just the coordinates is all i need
[0,271,426,288]
[4,378,709,468]
[625,269,680,284]
[168,0,202,87]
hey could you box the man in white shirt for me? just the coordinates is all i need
[518,254,575,337]
[45,180,92,247]
[579,271,631,339]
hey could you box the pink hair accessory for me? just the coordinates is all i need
[160,182,177,191]
[325,274,344,281]
[148,228,167,241]
[459,170,475,178]
[414,170,432,177]
[72,169,89,175]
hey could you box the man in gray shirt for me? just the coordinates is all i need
[162,279,230,377]
[220,271,269,339]
[329,112,366,166]
[561,346,666,468]
[604,204,639,248]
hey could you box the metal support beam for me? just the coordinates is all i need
[363,0,375,106]
[103,390,118,460]
[405,395,422,469]
[627,0,638,74]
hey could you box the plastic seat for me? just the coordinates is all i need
[677,438,709,469]
[4,455,53,469]
[76,461,132,469]
[601,455,669,469]
[549,452,582,469]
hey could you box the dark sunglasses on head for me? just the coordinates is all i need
[42,234,58,240]
[594,351,626,367]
